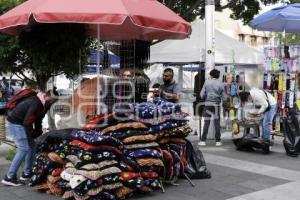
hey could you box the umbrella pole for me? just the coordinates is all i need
[97,24,101,115]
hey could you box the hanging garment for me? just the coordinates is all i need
[263,73,268,89]
[289,92,295,108]
[286,92,290,108]
[274,92,278,103]
[278,73,283,91]
[229,83,236,96]
[265,59,272,71]
[226,73,233,84]
[290,79,296,91]
[292,59,298,72]
[280,46,285,59]
[273,74,279,90]
[297,91,300,109]
[267,74,272,90]
[286,75,291,90]
[282,92,286,109]
[232,122,240,135]
[272,59,279,71]
[229,109,235,120]
[283,74,287,91]
[287,59,293,73]
[284,46,290,59]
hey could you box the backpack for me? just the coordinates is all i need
[6,88,37,110]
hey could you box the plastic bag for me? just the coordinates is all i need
[282,107,300,157]
[182,140,211,179]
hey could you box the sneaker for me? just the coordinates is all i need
[1,175,22,186]
[198,141,206,146]
[216,142,223,147]
[20,172,32,181]
[262,141,271,154]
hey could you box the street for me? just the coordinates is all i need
[0,133,299,200]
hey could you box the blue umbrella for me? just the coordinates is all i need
[250,4,300,32]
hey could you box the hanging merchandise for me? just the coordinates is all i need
[274,92,278,103]
[278,73,283,91]
[239,72,245,84]
[30,98,211,199]
[272,59,279,71]
[232,122,240,135]
[233,96,240,109]
[237,108,242,121]
[283,73,287,91]
[226,73,233,84]
[275,115,281,133]
[289,92,294,108]
[281,92,286,110]
[267,73,272,90]
[229,109,235,121]
[263,45,300,135]
[297,91,300,109]
[273,74,279,90]
[229,83,236,96]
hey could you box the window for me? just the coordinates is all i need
[239,34,245,42]
[250,36,257,47]
[263,37,269,45]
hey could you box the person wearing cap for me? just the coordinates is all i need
[2,89,58,186]
[199,69,227,147]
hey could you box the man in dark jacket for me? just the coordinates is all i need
[2,90,58,186]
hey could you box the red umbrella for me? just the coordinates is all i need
[0,0,191,40]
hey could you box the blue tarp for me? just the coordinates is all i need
[88,49,120,65]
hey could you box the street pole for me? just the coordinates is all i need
[205,0,215,140]
[205,0,215,79]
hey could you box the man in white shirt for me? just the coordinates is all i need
[240,88,277,145]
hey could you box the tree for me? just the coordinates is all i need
[159,0,281,24]
[0,0,288,89]
[0,0,91,91]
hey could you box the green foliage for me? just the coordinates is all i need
[17,23,91,90]
[160,0,282,25]
[0,0,24,14]
[0,1,91,90]
[0,0,289,87]
[275,32,300,45]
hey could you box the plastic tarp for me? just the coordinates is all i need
[282,107,300,157]
[150,20,264,65]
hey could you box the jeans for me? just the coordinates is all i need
[262,105,277,142]
[201,105,221,142]
[6,121,36,178]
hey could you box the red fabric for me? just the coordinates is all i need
[84,113,113,131]
[70,140,122,154]
[140,172,158,179]
[51,168,63,177]
[0,0,191,40]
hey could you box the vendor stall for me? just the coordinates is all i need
[30,98,211,199]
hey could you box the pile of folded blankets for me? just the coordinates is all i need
[30,98,208,200]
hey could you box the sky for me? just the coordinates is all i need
[259,2,284,14]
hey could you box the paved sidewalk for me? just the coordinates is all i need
[0,134,299,200]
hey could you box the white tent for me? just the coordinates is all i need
[150,20,264,65]
[144,64,196,89]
